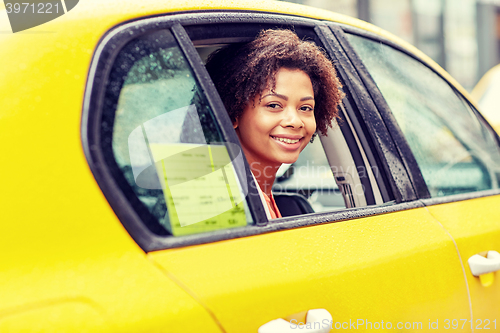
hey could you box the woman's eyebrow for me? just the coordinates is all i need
[262,93,315,102]
[262,93,288,100]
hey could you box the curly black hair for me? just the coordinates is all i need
[205,29,344,135]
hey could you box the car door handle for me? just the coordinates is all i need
[468,250,500,276]
[258,309,332,333]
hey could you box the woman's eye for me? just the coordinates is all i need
[267,103,281,109]
[300,105,314,112]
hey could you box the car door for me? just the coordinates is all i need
[83,11,474,332]
[343,28,500,329]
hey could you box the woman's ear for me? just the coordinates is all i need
[233,118,239,129]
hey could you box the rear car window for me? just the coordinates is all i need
[103,29,251,236]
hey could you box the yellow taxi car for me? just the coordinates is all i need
[1,0,500,332]
[472,64,500,134]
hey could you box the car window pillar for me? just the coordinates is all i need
[316,25,419,203]
[171,23,268,225]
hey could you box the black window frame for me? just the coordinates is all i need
[82,11,425,252]
[339,25,500,206]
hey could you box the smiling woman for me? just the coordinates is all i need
[206,29,344,218]
[235,68,316,167]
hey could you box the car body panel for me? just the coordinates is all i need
[425,194,500,320]
[150,207,470,332]
[0,215,222,331]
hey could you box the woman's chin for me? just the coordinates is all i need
[277,154,300,165]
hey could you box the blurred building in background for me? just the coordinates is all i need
[280,0,500,91]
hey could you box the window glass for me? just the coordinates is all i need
[273,139,345,211]
[105,30,250,236]
[194,33,350,216]
[347,34,500,197]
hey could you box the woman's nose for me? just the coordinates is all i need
[281,107,304,128]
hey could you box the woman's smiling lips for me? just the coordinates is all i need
[270,134,304,150]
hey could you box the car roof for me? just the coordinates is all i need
[471,64,500,129]
[0,0,472,103]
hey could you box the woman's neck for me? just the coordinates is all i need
[249,160,280,196]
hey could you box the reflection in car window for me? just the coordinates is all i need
[273,139,345,212]
[347,34,500,197]
[105,29,251,236]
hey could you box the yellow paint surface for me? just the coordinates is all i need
[426,195,500,321]
[151,207,471,332]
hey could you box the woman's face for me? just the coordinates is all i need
[234,68,316,171]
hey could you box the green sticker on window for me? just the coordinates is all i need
[150,143,247,236]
